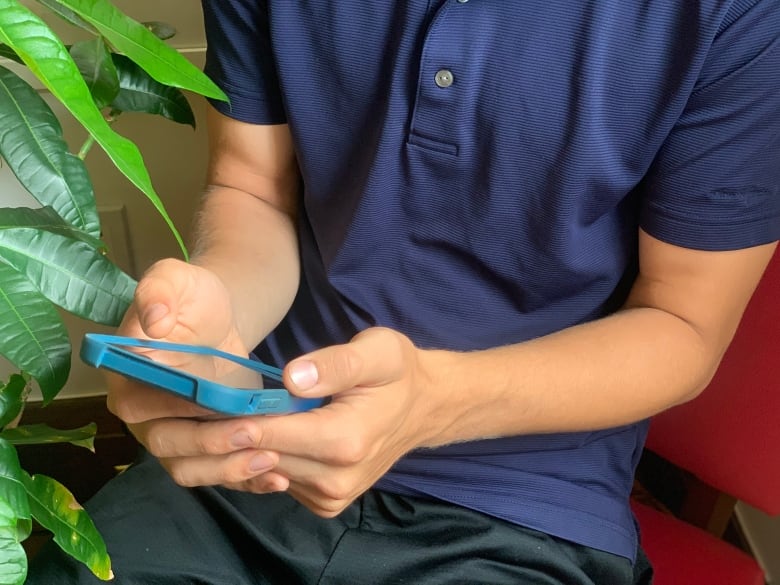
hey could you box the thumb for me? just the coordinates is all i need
[284,327,410,398]
[132,259,187,339]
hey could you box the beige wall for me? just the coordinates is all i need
[0,1,210,398]
[22,0,208,48]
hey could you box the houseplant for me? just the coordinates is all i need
[0,0,226,582]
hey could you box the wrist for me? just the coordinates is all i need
[413,348,470,449]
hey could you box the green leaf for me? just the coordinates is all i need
[111,54,195,127]
[0,439,31,540]
[0,375,28,430]
[1,423,96,452]
[34,0,96,35]
[0,438,32,583]
[23,473,112,581]
[0,44,21,65]
[0,207,104,250]
[70,37,119,109]
[0,65,99,237]
[0,262,70,403]
[53,0,226,100]
[0,2,188,258]
[0,228,136,325]
[0,498,27,585]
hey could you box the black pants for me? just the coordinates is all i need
[27,451,653,584]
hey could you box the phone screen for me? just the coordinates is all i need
[110,342,282,391]
[82,334,324,415]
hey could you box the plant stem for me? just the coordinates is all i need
[77,109,123,160]
[77,135,96,160]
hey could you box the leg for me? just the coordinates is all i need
[317,491,646,585]
[26,450,358,585]
[28,454,652,585]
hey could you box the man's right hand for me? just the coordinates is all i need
[106,258,248,423]
[106,110,302,488]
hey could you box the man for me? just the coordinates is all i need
[29,1,779,583]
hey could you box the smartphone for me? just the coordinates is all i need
[80,333,325,416]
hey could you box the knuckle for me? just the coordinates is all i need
[144,427,168,458]
[219,465,250,485]
[133,268,164,303]
[107,395,144,424]
[141,258,182,280]
[314,508,341,519]
[194,431,224,456]
[263,477,286,493]
[380,328,409,363]
[262,477,287,493]
[329,437,368,466]
[323,346,363,383]
[244,474,284,494]
[167,464,195,488]
[314,476,353,503]
[315,497,349,517]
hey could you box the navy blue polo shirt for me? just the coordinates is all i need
[201,0,780,562]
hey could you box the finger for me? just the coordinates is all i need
[132,400,368,463]
[225,464,352,517]
[239,405,379,462]
[107,374,213,424]
[159,449,280,488]
[132,415,268,458]
[225,453,380,516]
[283,469,362,518]
[274,451,397,508]
[285,482,353,518]
[284,327,411,397]
[224,472,290,494]
[131,258,191,339]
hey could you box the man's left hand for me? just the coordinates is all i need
[130,327,442,517]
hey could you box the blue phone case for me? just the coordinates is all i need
[80,334,324,416]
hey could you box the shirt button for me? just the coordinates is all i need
[457,0,469,3]
[434,69,454,88]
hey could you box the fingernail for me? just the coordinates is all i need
[248,453,274,473]
[143,303,169,327]
[289,360,318,391]
[230,431,255,449]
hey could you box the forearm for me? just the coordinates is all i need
[190,186,300,349]
[420,307,720,447]
[414,235,776,448]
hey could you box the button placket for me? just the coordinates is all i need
[408,0,470,155]
[439,0,470,86]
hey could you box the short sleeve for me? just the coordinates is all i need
[201,0,287,124]
[639,0,780,251]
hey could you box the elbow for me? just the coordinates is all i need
[671,339,731,407]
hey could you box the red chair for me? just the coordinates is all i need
[632,248,780,585]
